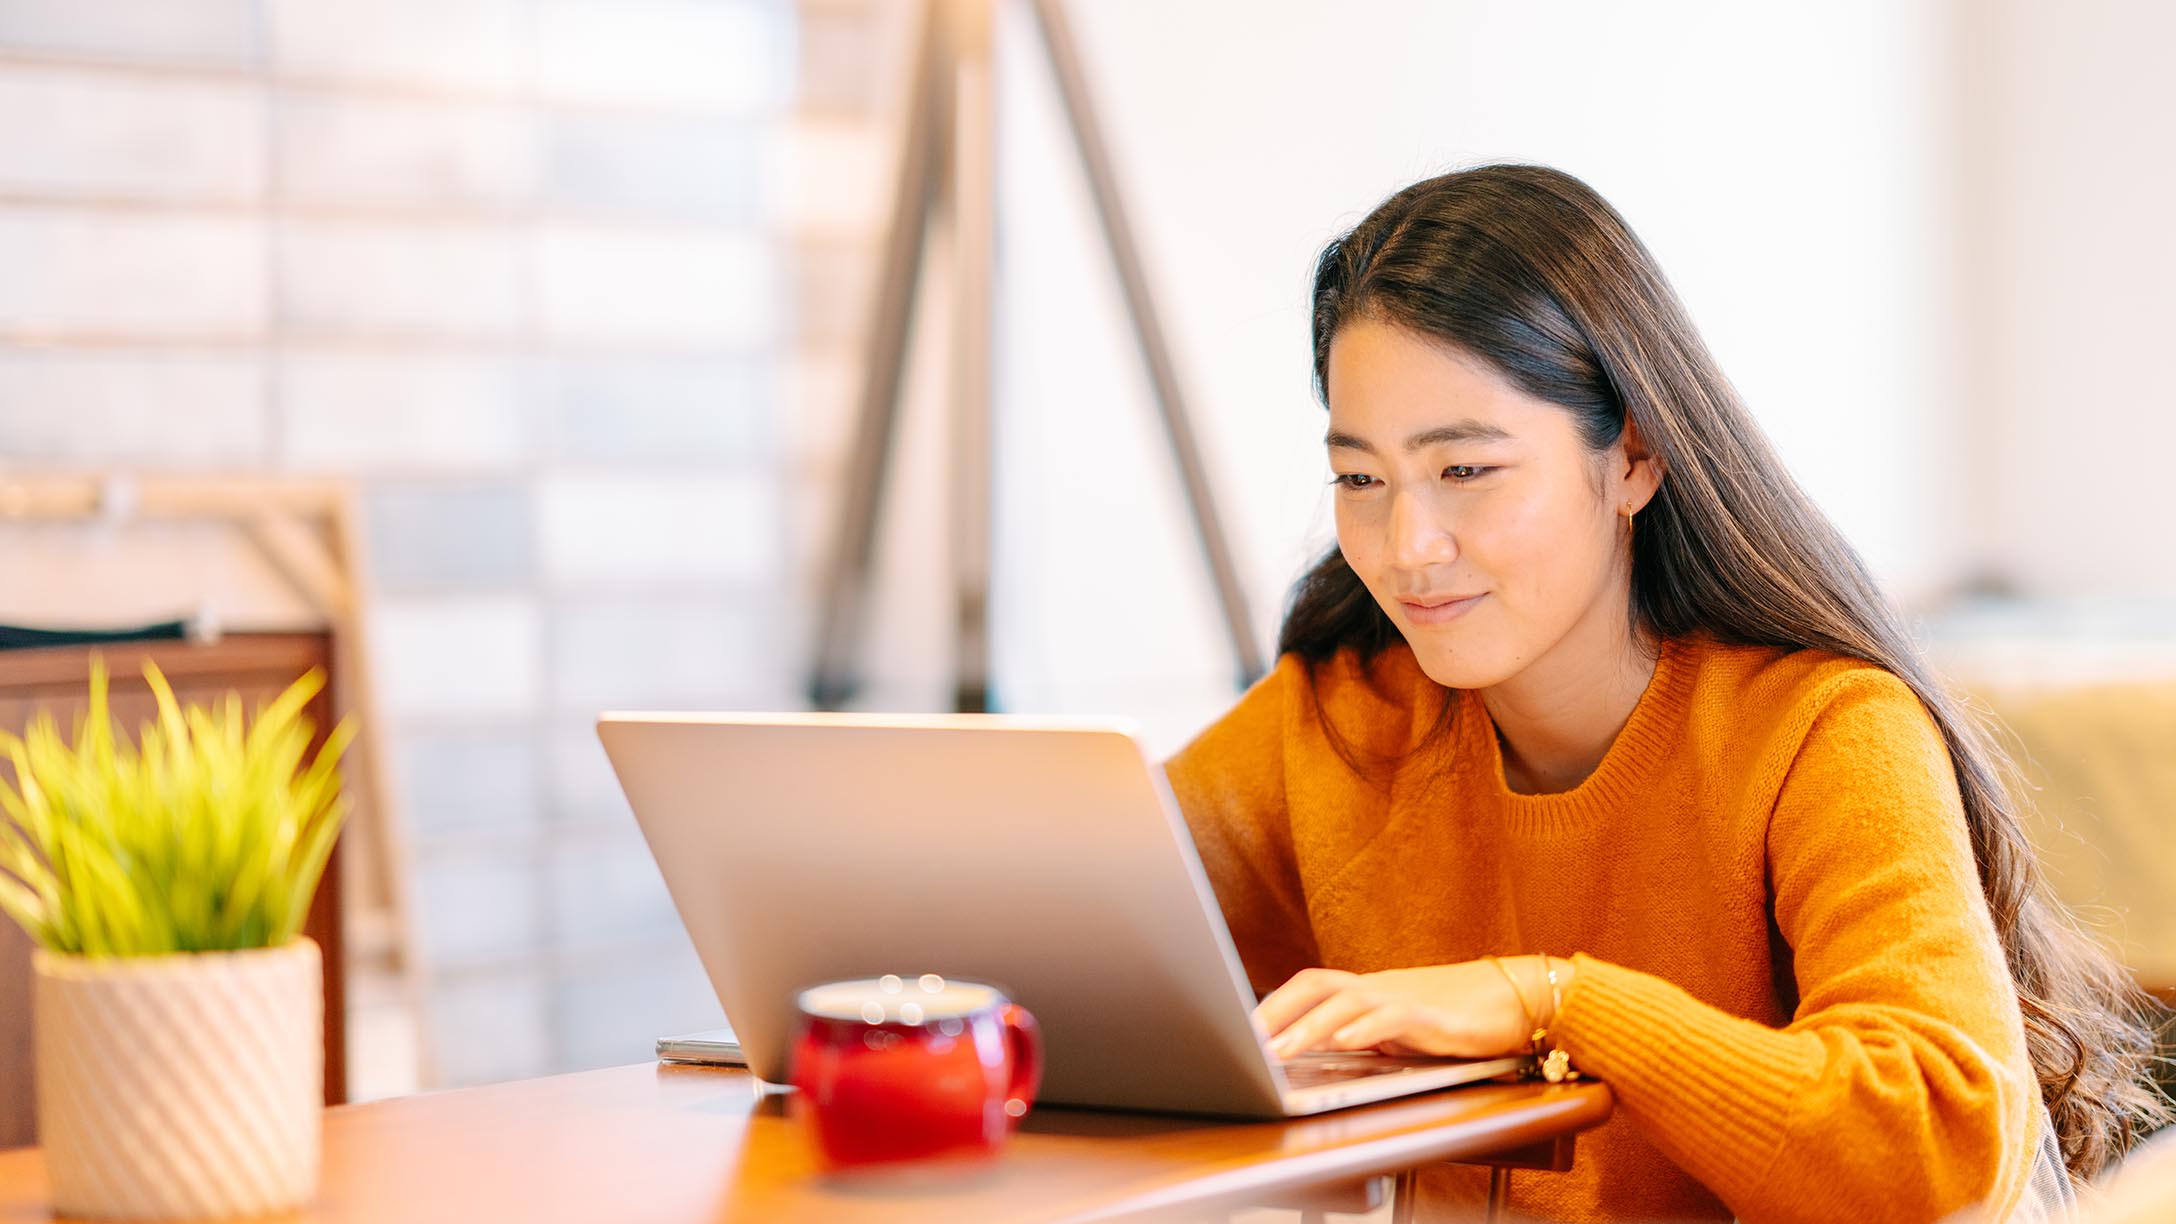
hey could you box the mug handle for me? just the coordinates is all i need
[999,1003,1043,1124]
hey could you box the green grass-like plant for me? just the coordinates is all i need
[0,657,353,957]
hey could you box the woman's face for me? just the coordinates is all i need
[1323,316,1648,691]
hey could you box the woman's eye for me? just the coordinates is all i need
[1444,465,1490,482]
[1330,473,1378,491]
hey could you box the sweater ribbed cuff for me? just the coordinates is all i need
[1555,954,1820,1198]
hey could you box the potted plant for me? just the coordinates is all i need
[0,657,351,1220]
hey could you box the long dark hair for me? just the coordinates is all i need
[1286,163,2164,1180]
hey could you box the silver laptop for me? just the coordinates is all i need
[596,711,1524,1117]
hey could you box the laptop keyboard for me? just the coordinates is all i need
[1281,1055,1436,1088]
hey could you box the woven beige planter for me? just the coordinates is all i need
[33,937,323,1221]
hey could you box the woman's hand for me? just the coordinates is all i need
[1254,958,1564,1060]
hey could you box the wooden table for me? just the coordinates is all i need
[0,1063,1611,1222]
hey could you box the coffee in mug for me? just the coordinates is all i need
[788,975,1042,1171]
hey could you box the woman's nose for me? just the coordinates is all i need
[1386,489,1454,568]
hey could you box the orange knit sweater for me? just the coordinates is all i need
[1163,633,2038,1223]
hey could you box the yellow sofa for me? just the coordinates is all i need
[1972,678,2176,999]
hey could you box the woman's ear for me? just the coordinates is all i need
[1619,419,1665,510]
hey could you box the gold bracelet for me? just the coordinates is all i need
[1538,957,1581,1084]
[1485,956,1545,1063]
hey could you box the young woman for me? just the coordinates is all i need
[1163,164,2163,1222]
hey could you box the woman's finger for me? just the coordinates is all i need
[1266,987,1383,1057]
[1253,968,1358,1041]
[1322,1001,1422,1054]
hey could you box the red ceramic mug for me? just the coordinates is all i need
[788,975,1042,1171]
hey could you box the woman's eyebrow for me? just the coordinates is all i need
[1324,421,1515,454]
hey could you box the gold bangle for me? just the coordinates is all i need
[1485,956,1544,1060]
[1538,957,1581,1084]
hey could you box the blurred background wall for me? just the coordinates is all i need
[1,0,2171,1096]
[0,0,809,1095]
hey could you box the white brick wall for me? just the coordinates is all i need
[274,92,537,208]
[541,113,765,219]
[371,596,545,720]
[278,354,527,471]
[534,356,773,463]
[262,0,526,92]
[535,474,777,587]
[0,0,817,1095]
[549,939,723,1073]
[533,225,777,347]
[413,852,545,971]
[0,352,263,463]
[0,0,257,67]
[545,827,681,952]
[532,0,790,113]
[427,971,551,1087]
[0,211,264,333]
[395,729,540,842]
[276,222,524,337]
[0,66,262,199]
[364,482,534,590]
[543,717,631,826]
[548,596,790,714]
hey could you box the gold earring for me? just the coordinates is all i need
[1625,503,1635,532]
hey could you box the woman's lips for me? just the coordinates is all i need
[1398,593,1486,625]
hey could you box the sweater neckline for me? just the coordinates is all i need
[1457,634,1700,833]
